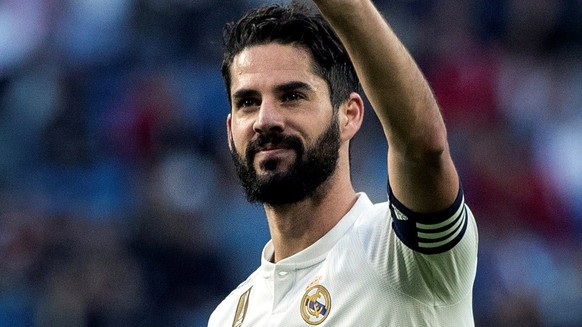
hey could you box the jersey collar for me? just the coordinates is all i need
[260,192,373,272]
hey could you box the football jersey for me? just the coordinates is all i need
[208,189,478,326]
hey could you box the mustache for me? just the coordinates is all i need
[245,133,304,161]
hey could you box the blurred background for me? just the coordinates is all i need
[0,0,580,326]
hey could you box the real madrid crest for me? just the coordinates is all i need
[300,283,331,325]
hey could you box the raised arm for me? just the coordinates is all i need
[312,0,459,213]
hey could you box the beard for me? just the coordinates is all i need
[229,115,341,206]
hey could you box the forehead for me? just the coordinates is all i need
[230,43,325,93]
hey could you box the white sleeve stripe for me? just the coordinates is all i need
[418,210,467,249]
[415,196,465,230]
[417,207,466,240]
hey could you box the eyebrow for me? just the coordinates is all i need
[274,81,314,94]
[232,89,260,101]
[231,81,315,101]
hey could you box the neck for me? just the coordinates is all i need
[264,162,357,263]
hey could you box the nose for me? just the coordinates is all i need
[253,99,284,134]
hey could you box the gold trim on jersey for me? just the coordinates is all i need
[300,284,331,325]
[232,287,252,327]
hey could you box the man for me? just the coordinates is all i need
[209,0,478,326]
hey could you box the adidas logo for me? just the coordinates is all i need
[392,204,408,221]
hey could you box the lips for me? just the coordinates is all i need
[259,143,289,152]
[245,133,304,164]
[254,139,294,154]
[256,146,293,158]
[259,143,278,151]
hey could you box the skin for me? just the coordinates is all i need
[227,43,364,262]
[227,0,460,262]
[312,0,460,212]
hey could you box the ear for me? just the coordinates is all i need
[339,92,364,142]
[226,113,233,151]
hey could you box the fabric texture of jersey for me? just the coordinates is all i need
[208,189,478,327]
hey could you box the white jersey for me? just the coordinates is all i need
[208,189,478,326]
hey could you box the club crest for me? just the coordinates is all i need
[300,284,331,325]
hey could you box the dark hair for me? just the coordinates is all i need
[221,2,360,110]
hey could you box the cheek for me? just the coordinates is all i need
[229,119,253,153]
[305,116,333,143]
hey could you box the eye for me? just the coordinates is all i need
[281,92,305,103]
[236,97,260,109]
